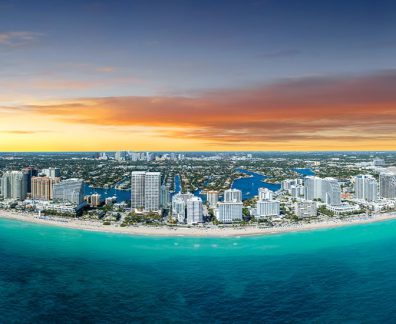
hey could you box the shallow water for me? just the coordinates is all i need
[1,218,396,322]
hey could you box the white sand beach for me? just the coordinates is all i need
[1,210,396,237]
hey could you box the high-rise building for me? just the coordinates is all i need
[90,193,102,207]
[207,190,219,207]
[224,189,242,202]
[304,176,341,206]
[131,171,146,209]
[31,176,60,200]
[295,201,317,218]
[216,201,243,223]
[322,177,341,206]
[304,176,322,200]
[186,196,203,224]
[379,173,396,199]
[131,171,161,212]
[354,175,378,202]
[22,167,38,193]
[160,185,170,208]
[172,195,186,223]
[258,187,273,200]
[53,179,84,205]
[172,192,194,223]
[290,185,304,198]
[1,171,28,200]
[42,167,61,178]
[144,172,161,211]
[256,200,280,218]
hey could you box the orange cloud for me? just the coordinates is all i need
[0,70,396,150]
[18,70,396,149]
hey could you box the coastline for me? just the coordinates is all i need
[1,210,396,237]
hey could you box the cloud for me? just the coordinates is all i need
[18,70,396,146]
[0,31,42,47]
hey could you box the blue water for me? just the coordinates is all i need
[3,219,396,322]
[232,169,281,199]
[174,175,181,193]
[84,183,131,202]
[294,168,315,176]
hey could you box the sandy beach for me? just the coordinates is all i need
[1,210,396,237]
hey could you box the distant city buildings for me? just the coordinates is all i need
[373,158,386,167]
[115,151,127,161]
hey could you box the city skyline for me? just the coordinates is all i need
[1,0,396,151]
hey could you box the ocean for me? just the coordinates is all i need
[1,218,396,322]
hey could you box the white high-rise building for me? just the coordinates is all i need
[42,167,61,178]
[290,185,304,198]
[304,176,322,200]
[258,187,273,200]
[207,190,219,207]
[131,171,161,212]
[131,171,146,210]
[256,200,280,218]
[172,192,194,223]
[304,176,341,206]
[321,177,341,206]
[53,179,84,205]
[1,171,28,200]
[354,175,378,202]
[216,201,243,223]
[295,201,317,218]
[186,196,203,224]
[379,173,396,199]
[224,189,242,202]
[144,172,161,211]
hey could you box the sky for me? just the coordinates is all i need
[0,0,395,151]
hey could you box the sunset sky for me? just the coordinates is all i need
[1,0,396,151]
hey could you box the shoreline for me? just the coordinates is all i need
[1,210,396,237]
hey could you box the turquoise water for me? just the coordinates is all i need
[1,218,396,322]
